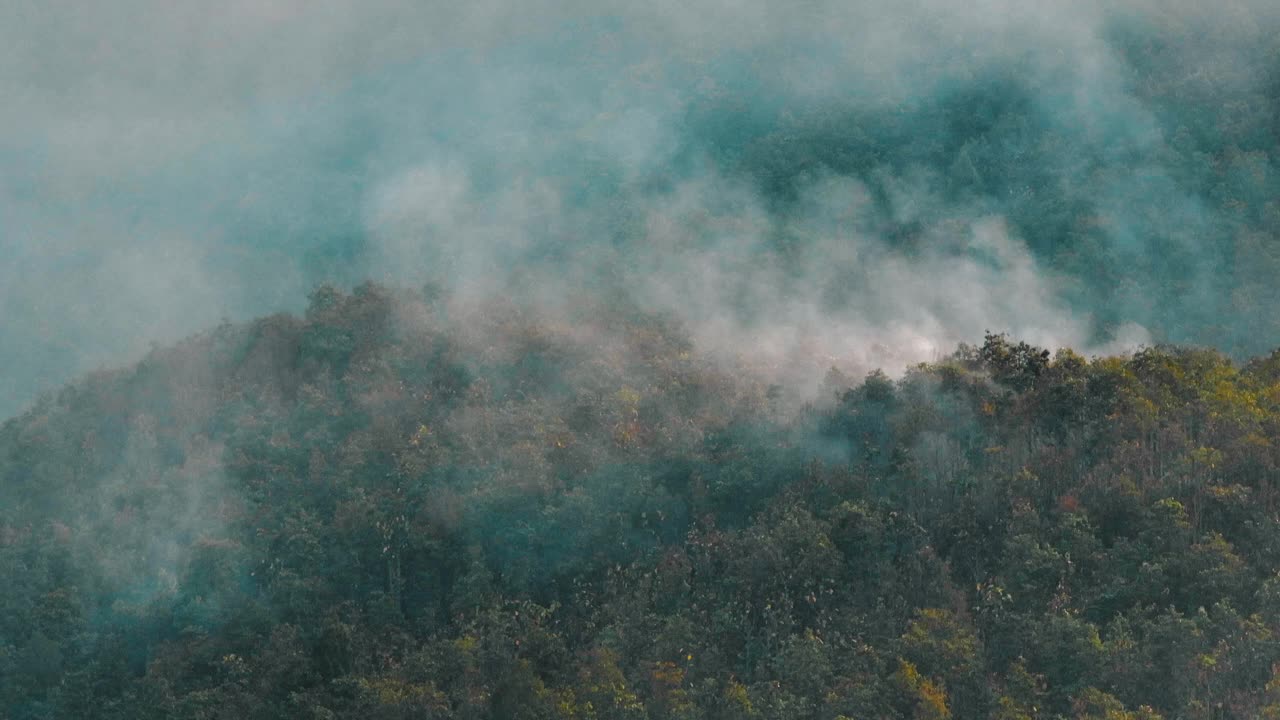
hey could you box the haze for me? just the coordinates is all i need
[4,0,1279,419]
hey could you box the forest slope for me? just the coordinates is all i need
[6,284,1280,718]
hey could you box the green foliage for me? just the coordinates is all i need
[6,284,1280,718]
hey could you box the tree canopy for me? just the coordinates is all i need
[5,284,1280,718]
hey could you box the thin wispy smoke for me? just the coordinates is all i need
[3,0,1278,418]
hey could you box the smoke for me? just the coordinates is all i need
[4,0,1279,418]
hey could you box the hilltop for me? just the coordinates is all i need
[6,283,1280,718]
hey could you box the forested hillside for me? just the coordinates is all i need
[6,284,1280,718]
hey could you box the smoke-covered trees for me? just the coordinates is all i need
[5,284,1280,718]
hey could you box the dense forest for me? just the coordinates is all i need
[7,284,1280,718]
[8,3,1280,718]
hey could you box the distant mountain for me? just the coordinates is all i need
[8,2,1280,422]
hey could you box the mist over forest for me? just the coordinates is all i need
[5,0,1280,418]
[6,1,1280,718]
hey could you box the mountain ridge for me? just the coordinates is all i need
[5,282,1280,718]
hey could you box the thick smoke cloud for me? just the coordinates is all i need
[4,0,1279,418]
